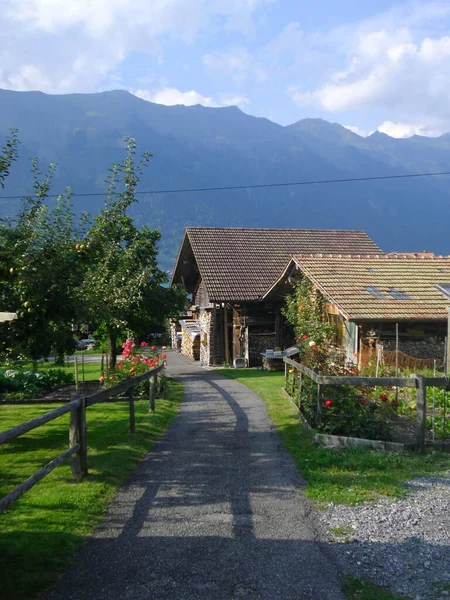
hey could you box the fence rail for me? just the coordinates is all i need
[0,363,165,515]
[284,357,450,451]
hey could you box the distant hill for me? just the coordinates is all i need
[1,88,449,268]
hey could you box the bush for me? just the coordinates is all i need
[289,372,391,441]
[0,368,74,398]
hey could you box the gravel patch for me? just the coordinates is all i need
[319,474,450,599]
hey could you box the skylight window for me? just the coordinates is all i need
[388,288,413,300]
[365,286,386,299]
[437,283,450,300]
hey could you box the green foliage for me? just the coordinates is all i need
[343,575,410,599]
[80,137,186,366]
[0,367,74,398]
[290,373,391,440]
[0,129,19,189]
[0,135,186,365]
[282,277,335,348]
[0,159,87,361]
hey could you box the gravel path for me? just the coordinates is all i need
[43,352,345,600]
[319,474,450,599]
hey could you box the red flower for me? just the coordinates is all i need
[379,393,388,402]
[151,345,156,351]
[131,367,136,373]
[302,335,309,339]
[118,364,122,370]
[360,398,366,404]
[154,356,159,362]
[324,400,333,407]
[161,353,167,359]
[141,341,148,347]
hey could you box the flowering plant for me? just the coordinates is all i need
[100,338,164,395]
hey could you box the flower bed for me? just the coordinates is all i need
[100,340,167,395]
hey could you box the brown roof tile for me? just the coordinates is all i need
[291,254,450,321]
[173,227,381,301]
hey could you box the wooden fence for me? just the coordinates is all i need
[283,357,450,452]
[0,364,164,515]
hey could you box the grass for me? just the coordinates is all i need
[0,378,183,600]
[343,576,411,599]
[217,369,450,505]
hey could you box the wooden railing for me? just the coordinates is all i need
[0,364,165,514]
[283,357,450,451]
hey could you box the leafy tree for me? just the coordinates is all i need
[0,160,87,363]
[81,138,185,367]
[0,129,19,189]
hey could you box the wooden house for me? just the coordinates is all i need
[171,228,381,367]
[266,254,450,366]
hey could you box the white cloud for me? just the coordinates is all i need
[203,48,267,83]
[287,2,450,135]
[343,125,369,137]
[0,0,270,94]
[134,87,249,108]
[377,121,441,138]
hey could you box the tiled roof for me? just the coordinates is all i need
[175,228,381,301]
[291,254,450,321]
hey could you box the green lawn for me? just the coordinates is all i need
[0,379,183,600]
[217,369,449,505]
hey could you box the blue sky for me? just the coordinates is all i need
[2,0,450,137]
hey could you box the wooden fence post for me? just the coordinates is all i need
[316,375,322,417]
[415,375,427,452]
[298,372,303,410]
[69,398,88,481]
[284,361,288,391]
[129,387,135,434]
[149,374,155,412]
[74,356,79,392]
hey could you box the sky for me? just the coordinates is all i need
[2,0,450,137]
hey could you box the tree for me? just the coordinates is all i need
[81,138,185,367]
[0,160,87,363]
[0,129,19,189]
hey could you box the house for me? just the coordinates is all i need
[171,227,382,367]
[0,312,17,323]
[265,253,450,365]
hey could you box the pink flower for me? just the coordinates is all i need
[141,341,148,347]
[302,335,308,340]
[324,400,333,407]
[151,345,156,351]
[99,376,104,383]
[162,345,167,350]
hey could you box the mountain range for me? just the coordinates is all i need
[1,88,450,269]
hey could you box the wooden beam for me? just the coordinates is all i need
[224,305,230,364]
[0,399,81,446]
[415,375,427,452]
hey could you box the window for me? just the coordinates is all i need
[365,286,386,299]
[437,283,450,300]
[388,288,413,300]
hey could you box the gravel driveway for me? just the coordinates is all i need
[43,352,345,600]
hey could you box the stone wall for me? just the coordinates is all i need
[382,338,445,360]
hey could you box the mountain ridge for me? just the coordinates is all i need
[0,88,449,267]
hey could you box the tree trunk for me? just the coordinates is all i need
[108,328,117,370]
